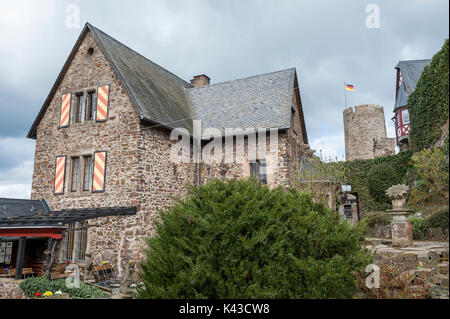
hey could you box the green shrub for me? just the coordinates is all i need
[136,179,371,299]
[19,276,109,299]
[367,164,397,206]
[409,148,449,205]
[360,211,392,227]
[408,216,428,240]
[408,39,449,151]
[427,207,449,231]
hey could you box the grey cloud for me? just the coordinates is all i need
[0,0,448,197]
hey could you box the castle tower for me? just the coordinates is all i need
[343,104,396,161]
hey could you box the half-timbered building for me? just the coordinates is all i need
[393,59,431,150]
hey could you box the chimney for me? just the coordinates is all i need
[190,74,210,87]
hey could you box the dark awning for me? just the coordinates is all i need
[0,206,137,228]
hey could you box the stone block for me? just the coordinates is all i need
[438,263,449,275]
[403,253,417,262]
[438,274,449,288]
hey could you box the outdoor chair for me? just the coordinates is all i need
[22,267,34,278]
[0,268,8,278]
[8,269,16,278]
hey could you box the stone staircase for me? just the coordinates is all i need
[365,238,449,299]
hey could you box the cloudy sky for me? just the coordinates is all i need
[0,0,448,199]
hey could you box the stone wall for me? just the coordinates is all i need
[374,137,396,158]
[343,104,395,161]
[0,279,27,299]
[366,239,449,299]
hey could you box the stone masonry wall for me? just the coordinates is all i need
[0,279,27,299]
[374,137,396,158]
[197,131,289,187]
[343,104,395,161]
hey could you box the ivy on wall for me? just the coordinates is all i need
[408,39,449,152]
[340,151,414,211]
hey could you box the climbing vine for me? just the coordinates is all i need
[340,151,414,211]
[408,39,449,151]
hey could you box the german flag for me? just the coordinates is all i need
[345,83,354,91]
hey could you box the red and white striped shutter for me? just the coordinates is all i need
[96,85,110,122]
[59,93,71,128]
[54,156,66,194]
[92,151,107,192]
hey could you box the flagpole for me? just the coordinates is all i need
[344,83,348,108]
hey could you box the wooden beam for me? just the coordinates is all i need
[0,228,64,239]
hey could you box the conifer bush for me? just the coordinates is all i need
[136,179,370,299]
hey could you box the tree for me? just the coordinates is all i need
[136,179,370,299]
[409,147,449,205]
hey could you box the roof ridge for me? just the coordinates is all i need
[185,67,296,91]
[87,23,191,88]
[397,58,432,63]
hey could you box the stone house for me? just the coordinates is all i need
[1,23,312,282]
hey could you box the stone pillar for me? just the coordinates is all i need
[389,211,413,247]
[386,184,413,247]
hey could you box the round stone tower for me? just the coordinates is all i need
[343,104,395,161]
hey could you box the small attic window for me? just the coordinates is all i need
[87,47,94,56]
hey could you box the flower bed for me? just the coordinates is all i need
[20,276,110,299]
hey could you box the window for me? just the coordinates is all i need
[86,91,96,120]
[401,109,410,124]
[70,157,80,191]
[343,205,353,220]
[250,160,268,184]
[82,155,92,191]
[74,93,84,122]
[77,223,88,262]
[290,107,295,129]
[62,222,88,262]
[0,242,12,264]
[63,224,75,260]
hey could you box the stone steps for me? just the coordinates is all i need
[365,239,449,299]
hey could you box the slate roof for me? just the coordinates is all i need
[0,198,48,218]
[188,68,296,136]
[394,59,431,110]
[28,23,302,139]
[395,81,409,110]
[89,25,194,132]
